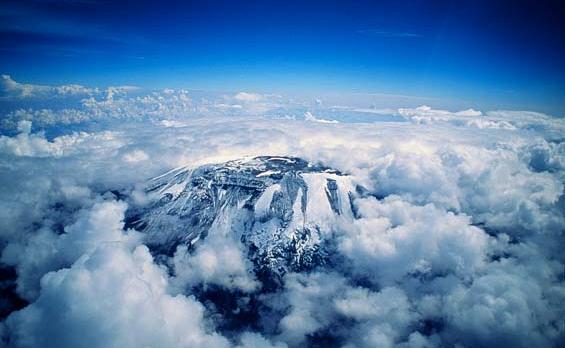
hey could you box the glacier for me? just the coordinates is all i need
[127,156,358,285]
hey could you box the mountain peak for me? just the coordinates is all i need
[128,156,357,282]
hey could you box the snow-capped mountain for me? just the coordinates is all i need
[128,156,358,283]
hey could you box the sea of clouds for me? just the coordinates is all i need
[0,75,563,348]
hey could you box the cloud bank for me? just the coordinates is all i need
[0,76,563,348]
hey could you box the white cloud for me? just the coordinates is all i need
[234,92,264,102]
[3,244,230,348]
[398,105,482,118]
[2,200,140,301]
[122,149,149,163]
[1,74,49,98]
[0,74,140,102]
[304,111,339,124]
[0,76,564,347]
[236,333,287,348]
[1,74,98,99]
[442,255,564,347]
[171,238,259,293]
[0,121,123,158]
[269,272,417,347]
[338,196,488,285]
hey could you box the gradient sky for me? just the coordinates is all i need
[1,0,564,115]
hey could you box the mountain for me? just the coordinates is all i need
[127,156,359,285]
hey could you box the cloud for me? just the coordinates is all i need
[0,76,564,347]
[2,200,140,301]
[171,236,259,293]
[266,272,416,347]
[357,29,422,38]
[122,149,149,163]
[304,111,339,124]
[236,333,287,348]
[1,75,48,99]
[3,244,230,348]
[234,92,264,102]
[0,74,97,99]
[0,120,122,157]
[442,251,564,347]
[338,196,489,285]
[398,105,485,125]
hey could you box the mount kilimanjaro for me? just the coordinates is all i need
[127,156,361,285]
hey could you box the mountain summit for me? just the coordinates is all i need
[128,156,358,283]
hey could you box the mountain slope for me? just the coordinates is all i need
[128,156,358,281]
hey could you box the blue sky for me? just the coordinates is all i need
[1,0,564,115]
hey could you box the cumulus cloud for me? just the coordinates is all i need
[0,76,564,347]
[265,272,416,347]
[1,75,57,99]
[2,200,140,301]
[0,74,138,101]
[399,105,482,118]
[234,92,264,102]
[3,244,230,348]
[338,196,489,285]
[236,333,287,348]
[122,149,149,163]
[171,237,259,293]
[396,105,565,138]
[304,111,339,124]
[0,120,122,158]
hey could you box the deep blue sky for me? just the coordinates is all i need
[1,0,564,114]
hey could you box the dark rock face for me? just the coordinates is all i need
[127,156,357,281]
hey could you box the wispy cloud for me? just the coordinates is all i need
[356,29,422,38]
[1,75,564,348]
